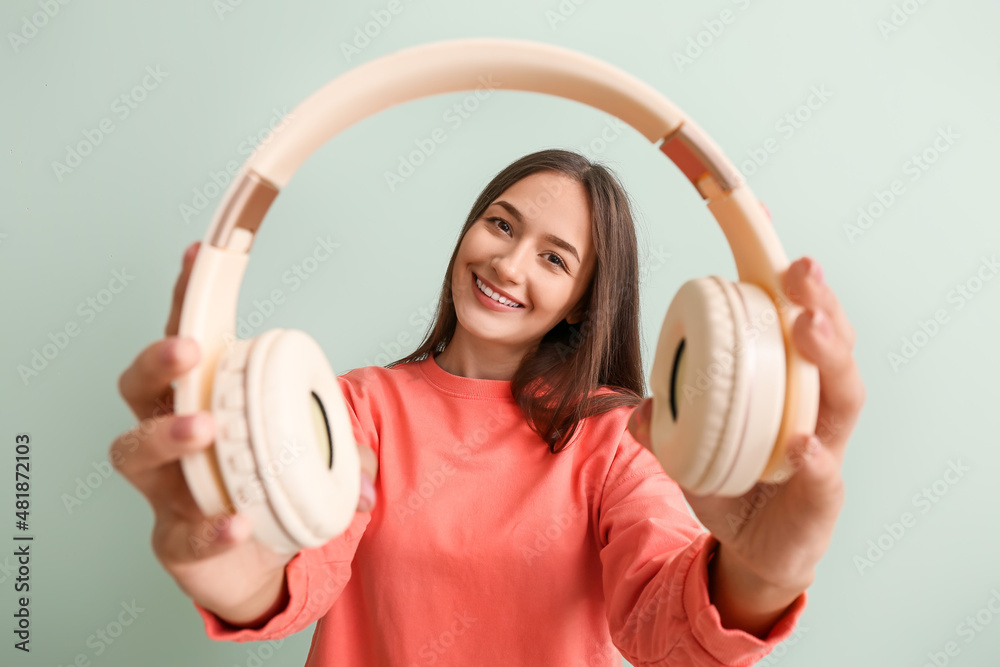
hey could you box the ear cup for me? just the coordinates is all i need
[648,277,787,496]
[212,329,361,554]
[212,334,297,552]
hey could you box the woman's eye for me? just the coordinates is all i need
[488,217,567,271]
[490,217,511,234]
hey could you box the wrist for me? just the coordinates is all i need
[708,542,809,639]
[205,566,289,629]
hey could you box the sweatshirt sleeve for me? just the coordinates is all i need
[192,370,381,642]
[597,427,807,666]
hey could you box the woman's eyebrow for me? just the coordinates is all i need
[492,200,581,265]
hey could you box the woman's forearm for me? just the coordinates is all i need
[707,543,809,640]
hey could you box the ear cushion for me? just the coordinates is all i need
[649,277,787,496]
[213,329,361,553]
[211,334,297,552]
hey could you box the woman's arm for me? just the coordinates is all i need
[708,542,808,640]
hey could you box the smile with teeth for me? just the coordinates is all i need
[475,274,523,308]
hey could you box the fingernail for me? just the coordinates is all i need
[224,514,251,542]
[162,337,195,365]
[811,309,832,338]
[172,412,211,440]
[808,258,824,285]
[359,474,376,512]
[161,339,179,364]
[170,414,197,439]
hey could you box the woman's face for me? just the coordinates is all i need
[449,170,596,360]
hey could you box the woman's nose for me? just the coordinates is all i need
[492,248,528,283]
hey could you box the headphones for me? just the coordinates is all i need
[174,38,819,555]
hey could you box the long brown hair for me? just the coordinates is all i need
[387,148,645,453]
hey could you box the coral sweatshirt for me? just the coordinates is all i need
[195,352,806,666]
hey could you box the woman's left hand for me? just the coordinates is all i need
[628,254,866,592]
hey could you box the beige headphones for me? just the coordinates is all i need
[173,38,819,554]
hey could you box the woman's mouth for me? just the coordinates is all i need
[472,273,524,311]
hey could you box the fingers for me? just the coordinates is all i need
[153,511,255,565]
[118,337,201,421]
[785,433,846,518]
[780,256,865,462]
[165,242,201,338]
[357,444,378,482]
[357,445,378,513]
[789,299,866,461]
[781,257,856,350]
[109,412,215,497]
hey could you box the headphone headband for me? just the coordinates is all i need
[176,37,817,515]
[209,37,745,252]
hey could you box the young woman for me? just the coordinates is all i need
[113,149,864,666]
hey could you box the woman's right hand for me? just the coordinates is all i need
[111,241,379,627]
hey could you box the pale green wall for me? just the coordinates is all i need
[2,0,999,665]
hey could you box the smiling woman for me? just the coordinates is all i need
[387,148,646,453]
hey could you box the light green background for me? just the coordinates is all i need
[2,0,999,665]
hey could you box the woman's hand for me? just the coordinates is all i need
[112,241,379,627]
[628,254,865,593]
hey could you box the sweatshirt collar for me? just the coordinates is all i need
[418,352,516,402]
